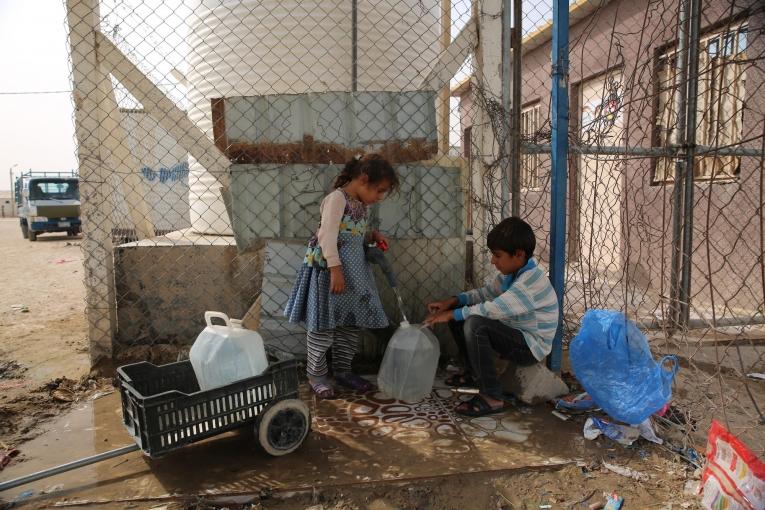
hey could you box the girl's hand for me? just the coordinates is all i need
[330,266,345,294]
[424,310,453,327]
[370,230,388,250]
[427,297,458,314]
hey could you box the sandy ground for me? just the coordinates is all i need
[0,217,714,509]
[0,218,92,446]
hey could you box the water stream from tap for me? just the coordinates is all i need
[391,287,409,324]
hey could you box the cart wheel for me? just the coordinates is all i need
[257,399,310,456]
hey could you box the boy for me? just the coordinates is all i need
[424,217,559,417]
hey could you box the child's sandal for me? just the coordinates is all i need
[310,381,335,400]
[335,373,375,392]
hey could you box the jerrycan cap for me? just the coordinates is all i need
[399,320,411,328]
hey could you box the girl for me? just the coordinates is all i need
[284,154,399,399]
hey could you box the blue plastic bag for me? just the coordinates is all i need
[570,310,679,425]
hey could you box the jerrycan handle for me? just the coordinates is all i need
[204,311,231,330]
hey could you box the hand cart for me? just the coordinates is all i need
[0,359,310,492]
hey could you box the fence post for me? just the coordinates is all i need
[501,0,518,216]
[549,0,569,372]
[66,0,117,369]
[678,0,702,326]
[669,0,690,331]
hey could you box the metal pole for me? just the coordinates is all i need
[0,444,139,492]
[438,0,451,155]
[510,0,522,216]
[351,0,358,92]
[501,0,512,215]
[679,0,702,325]
[669,0,690,330]
[548,0,569,373]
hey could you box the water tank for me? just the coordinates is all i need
[186,0,440,234]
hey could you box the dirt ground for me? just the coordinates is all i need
[0,217,711,509]
[0,218,102,448]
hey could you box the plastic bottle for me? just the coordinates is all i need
[377,321,440,402]
[189,311,269,391]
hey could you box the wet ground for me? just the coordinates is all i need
[0,380,698,509]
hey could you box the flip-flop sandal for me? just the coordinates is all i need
[445,372,476,387]
[335,373,375,392]
[455,395,508,417]
[310,380,335,400]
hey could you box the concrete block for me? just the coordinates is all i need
[114,230,265,355]
[500,361,569,405]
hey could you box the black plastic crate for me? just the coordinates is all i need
[117,359,300,457]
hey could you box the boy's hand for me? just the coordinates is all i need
[427,297,458,314]
[424,310,453,327]
[330,266,345,294]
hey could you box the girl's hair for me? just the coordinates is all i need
[333,153,400,192]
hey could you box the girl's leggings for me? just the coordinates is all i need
[306,327,360,377]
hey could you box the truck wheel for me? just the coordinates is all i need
[29,230,37,242]
[21,222,28,239]
[256,399,310,456]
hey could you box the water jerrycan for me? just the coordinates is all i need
[189,311,269,391]
[377,321,440,402]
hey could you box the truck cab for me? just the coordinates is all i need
[15,171,81,241]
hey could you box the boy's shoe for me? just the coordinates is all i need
[455,394,509,417]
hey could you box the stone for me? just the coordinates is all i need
[500,361,569,405]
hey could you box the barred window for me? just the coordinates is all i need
[521,103,541,190]
[655,23,747,183]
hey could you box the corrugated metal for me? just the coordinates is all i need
[229,163,462,244]
[185,0,440,235]
[223,91,437,147]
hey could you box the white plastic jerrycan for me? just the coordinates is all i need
[377,321,440,402]
[189,311,269,391]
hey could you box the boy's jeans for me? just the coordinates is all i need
[448,316,537,399]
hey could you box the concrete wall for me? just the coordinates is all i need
[0,191,13,218]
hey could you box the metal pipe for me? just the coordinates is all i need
[679,0,702,326]
[522,143,762,157]
[669,0,691,330]
[548,0,569,373]
[351,0,358,92]
[0,444,140,492]
[501,0,513,214]
[510,0,522,215]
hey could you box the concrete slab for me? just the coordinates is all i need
[0,382,593,506]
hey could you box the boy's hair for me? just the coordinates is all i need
[333,153,400,192]
[487,217,536,260]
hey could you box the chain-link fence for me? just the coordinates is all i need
[457,0,764,452]
[64,0,763,454]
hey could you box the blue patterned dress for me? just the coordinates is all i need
[284,190,389,332]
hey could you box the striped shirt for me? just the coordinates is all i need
[452,258,560,361]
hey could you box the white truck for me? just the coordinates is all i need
[15,171,81,241]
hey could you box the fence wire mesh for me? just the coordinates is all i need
[63,0,764,455]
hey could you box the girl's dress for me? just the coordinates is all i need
[284,189,389,331]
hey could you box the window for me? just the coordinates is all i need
[655,23,747,183]
[29,180,79,200]
[521,103,541,190]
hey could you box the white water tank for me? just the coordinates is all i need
[186,0,440,234]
